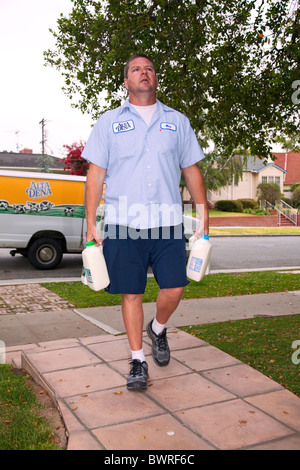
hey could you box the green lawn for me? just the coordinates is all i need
[210,227,300,235]
[42,270,300,308]
[209,210,255,217]
[182,314,300,398]
[0,365,62,450]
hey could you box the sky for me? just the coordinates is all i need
[0,0,94,158]
[0,0,289,159]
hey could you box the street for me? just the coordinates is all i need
[210,236,300,271]
[0,236,299,281]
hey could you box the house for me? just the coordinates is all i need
[272,152,300,198]
[207,155,287,204]
[0,151,64,172]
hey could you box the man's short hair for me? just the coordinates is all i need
[124,54,157,79]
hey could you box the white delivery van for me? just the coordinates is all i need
[0,169,198,270]
[0,170,105,269]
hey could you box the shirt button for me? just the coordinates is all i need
[148,183,152,187]
[146,148,150,152]
[147,165,151,169]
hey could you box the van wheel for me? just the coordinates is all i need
[28,238,63,270]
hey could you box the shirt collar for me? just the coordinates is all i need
[118,98,172,116]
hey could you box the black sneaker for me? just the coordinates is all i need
[127,359,149,391]
[146,320,170,367]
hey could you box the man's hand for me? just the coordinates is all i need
[86,226,102,246]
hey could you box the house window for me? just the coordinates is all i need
[261,176,280,185]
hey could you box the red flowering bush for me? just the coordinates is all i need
[61,141,89,176]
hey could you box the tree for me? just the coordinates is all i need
[44,0,300,190]
[37,153,53,173]
[257,182,283,205]
[61,141,89,176]
[292,183,300,207]
[275,132,300,152]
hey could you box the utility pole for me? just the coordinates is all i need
[39,118,46,155]
[15,130,20,152]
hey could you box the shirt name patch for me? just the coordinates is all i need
[160,122,177,132]
[113,120,135,134]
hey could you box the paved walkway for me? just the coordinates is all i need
[1,282,300,450]
[6,330,300,450]
[0,284,74,315]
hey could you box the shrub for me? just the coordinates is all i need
[237,199,258,210]
[61,141,89,176]
[293,188,300,208]
[215,200,243,212]
[281,197,293,207]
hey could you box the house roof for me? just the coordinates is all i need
[244,156,286,174]
[0,152,64,170]
[272,152,300,185]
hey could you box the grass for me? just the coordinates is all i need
[209,210,255,217]
[0,365,61,450]
[42,270,300,308]
[182,315,300,398]
[210,227,300,236]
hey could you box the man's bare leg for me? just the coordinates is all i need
[122,293,149,391]
[147,286,185,367]
[155,286,185,325]
[121,293,144,352]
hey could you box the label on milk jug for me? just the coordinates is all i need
[189,256,203,273]
[86,268,93,284]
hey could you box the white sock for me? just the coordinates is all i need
[152,317,165,336]
[131,348,146,363]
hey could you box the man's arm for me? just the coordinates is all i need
[85,163,107,245]
[182,163,209,236]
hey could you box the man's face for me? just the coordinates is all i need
[124,57,158,96]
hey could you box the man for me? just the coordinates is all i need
[82,53,209,391]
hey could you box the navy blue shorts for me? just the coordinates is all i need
[102,224,189,294]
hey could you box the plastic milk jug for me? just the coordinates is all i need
[81,241,110,291]
[81,266,88,285]
[186,234,212,282]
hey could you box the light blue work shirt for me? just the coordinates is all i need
[82,99,205,228]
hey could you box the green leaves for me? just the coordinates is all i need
[44,0,300,189]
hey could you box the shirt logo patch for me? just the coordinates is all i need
[160,122,177,132]
[113,120,135,134]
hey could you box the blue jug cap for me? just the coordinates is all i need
[201,234,209,240]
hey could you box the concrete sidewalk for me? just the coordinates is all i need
[1,286,300,346]
[5,328,300,451]
[1,283,300,450]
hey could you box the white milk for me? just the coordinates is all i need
[186,234,212,282]
[81,241,110,291]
